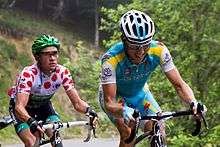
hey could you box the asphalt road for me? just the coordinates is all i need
[2,138,119,147]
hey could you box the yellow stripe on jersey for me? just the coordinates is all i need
[148,46,164,64]
[107,52,125,69]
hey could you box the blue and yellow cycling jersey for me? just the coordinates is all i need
[101,40,175,99]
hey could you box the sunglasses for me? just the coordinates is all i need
[125,41,150,51]
[40,51,59,57]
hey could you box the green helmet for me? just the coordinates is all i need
[32,34,60,55]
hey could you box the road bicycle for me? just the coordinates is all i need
[125,103,208,147]
[0,114,97,147]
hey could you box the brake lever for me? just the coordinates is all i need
[84,124,92,142]
[84,116,97,142]
[191,103,209,136]
[191,118,201,136]
[201,114,209,129]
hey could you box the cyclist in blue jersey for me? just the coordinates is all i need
[8,34,98,147]
[99,10,205,147]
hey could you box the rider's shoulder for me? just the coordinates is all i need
[101,42,125,63]
[19,63,38,76]
[150,40,167,49]
[148,40,169,56]
[55,64,71,75]
[107,42,124,55]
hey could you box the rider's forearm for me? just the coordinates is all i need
[72,99,89,114]
[175,81,196,104]
[67,88,89,113]
[105,101,123,118]
[15,105,31,122]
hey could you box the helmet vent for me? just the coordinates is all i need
[142,14,147,21]
[125,24,131,35]
[139,26,143,37]
[129,15,134,23]
[137,18,141,23]
[150,21,153,33]
[132,25,138,36]
[145,23,148,33]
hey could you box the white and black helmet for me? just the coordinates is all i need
[120,10,155,44]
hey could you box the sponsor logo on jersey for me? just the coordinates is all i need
[124,67,131,75]
[102,67,112,80]
[164,53,171,62]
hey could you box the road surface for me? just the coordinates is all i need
[2,138,119,147]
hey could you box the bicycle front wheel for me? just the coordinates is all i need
[150,135,166,147]
[51,131,63,147]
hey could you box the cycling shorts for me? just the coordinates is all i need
[10,100,60,134]
[98,86,161,124]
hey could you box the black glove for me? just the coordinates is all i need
[27,117,39,134]
[86,107,98,118]
[190,102,207,115]
[86,107,98,128]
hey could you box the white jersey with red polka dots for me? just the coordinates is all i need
[8,63,74,108]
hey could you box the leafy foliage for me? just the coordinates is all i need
[101,0,220,146]
[62,41,101,110]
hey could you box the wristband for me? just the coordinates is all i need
[27,117,38,133]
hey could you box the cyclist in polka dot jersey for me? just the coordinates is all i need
[8,34,98,147]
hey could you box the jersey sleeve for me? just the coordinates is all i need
[101,61,116,84]
[16,68,34,95]
[160,45,175,72]
[61,68,75,91]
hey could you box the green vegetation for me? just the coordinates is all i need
[101,0,220,146]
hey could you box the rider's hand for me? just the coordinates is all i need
[123,105,135,124]
[86,107,98,128]
[27,117,44,134]
[190,102,207,119]
[190,101,198,115]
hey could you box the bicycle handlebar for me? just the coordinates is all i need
[42,121,88,130]
[42,120,96,142]
[125,106,208,144]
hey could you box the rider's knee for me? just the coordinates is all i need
[143,120,154,132]
[119,128,130,140]
[23,137,37,147]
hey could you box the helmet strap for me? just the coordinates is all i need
[33,54,40,61]
[122,37,134,63]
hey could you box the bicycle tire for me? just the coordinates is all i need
[54,142,63,147]
[150,122,166,147]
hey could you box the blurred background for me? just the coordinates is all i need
[0,0,219,146]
